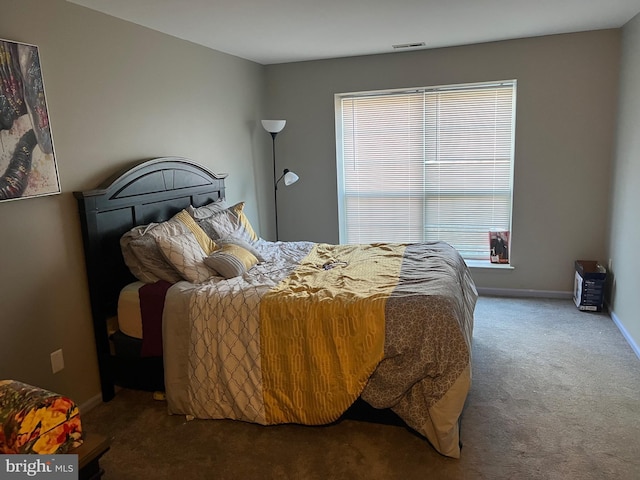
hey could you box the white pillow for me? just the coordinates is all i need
[195,202,259,245]
[156,233,216,284]
[216,237,265,263]
[121,210,216,283]
[187,199,228,220]
[123,223,183,283]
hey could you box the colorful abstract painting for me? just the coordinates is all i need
[0,38,60,202]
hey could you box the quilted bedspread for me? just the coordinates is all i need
[163,240,476,458]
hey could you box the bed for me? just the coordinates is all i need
[75,157,477,458]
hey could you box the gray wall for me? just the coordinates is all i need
[265,30,620,293]
[609,13,640,352]
[0,0,268,405]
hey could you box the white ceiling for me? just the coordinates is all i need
[68,0,640,65]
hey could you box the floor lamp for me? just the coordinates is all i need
[261,119,299,241]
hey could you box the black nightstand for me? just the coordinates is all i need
[71,433,110,480]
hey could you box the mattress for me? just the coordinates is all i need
[115,280,172,357]
[117,281,145,339]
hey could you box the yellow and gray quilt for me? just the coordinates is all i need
[163,241,477,458]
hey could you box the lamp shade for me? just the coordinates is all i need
[283,170,299,186]
[261,119,286,133]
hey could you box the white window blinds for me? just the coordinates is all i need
[336,81,516,260]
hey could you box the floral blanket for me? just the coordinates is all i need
[0,380,83,454]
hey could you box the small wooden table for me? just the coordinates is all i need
[70,433,110,480]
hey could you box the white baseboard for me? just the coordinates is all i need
[610,310,640,361]
[477,287,573,299]
[79,392,103,414]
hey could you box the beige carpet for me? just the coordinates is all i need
[81,296,640,479]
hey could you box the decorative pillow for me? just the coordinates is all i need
[120,225,165,283]
[216,237,265,263]
[204,244,259,279]
[195,201,259,245]
[229,202,259,243]
[196,209,239,240]
[172,210,217,254]
[121,210,217,283]
[123,224,182,284]
[156,233,215,283]
[187,198,228,220]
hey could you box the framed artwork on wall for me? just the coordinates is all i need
[0,38,60,203]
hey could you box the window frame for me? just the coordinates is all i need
[335,80,517,262]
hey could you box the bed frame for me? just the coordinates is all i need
[74,157,227,401]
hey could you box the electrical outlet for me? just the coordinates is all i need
[50,349,64,374]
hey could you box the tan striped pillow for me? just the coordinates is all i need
[204,244,259,279]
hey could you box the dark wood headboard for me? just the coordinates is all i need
[74,157,227,400]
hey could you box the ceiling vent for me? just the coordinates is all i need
[392,42,426,50]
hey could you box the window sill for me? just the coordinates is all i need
[465,260,514,270]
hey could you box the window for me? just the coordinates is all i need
[335,80,516,261]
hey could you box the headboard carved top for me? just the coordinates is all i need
[77,156,227,201]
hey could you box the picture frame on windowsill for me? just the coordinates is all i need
[489,230,510,264]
